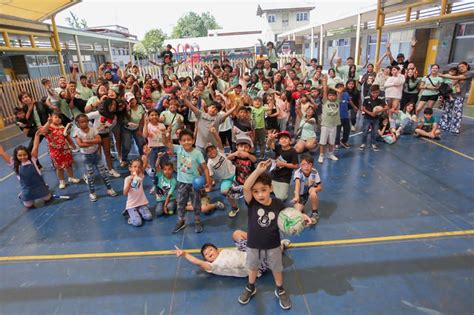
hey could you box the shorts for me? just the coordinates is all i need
[272,180,290,201]
[319,126,337,145]
[420,94,439,102]
[246,246,283,273]
[235,240,269,276]
[220,176,235,194]
[99,132,109,139]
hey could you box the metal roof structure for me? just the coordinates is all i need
[0,0,79,21]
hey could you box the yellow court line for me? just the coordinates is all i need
[0,230,473,263]
[421,138,474,160]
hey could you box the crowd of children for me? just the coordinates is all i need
[2,38,473,310]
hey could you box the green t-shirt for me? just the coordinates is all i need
[321,100,341,127]
[328,76,343,89]
[173,144,205,184]
[154,171,177,201]
[77,82,94,101]
[151,90,162,103]
[251,105,267,129]
[421,76,445,96]
[299,118,317,140]
[160,110,183,140]
[129,105,145,125]
[336,65,364,82]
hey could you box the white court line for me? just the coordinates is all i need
[349,131,363,138]
[0,152,48,182]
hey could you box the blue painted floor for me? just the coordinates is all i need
[0,114,473,314]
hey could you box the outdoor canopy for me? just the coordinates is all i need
[0,0,80,21]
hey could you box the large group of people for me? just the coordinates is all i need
[0,38,472,310]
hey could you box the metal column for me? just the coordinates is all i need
[319,24,324,66]
[310,27,314,59]
[51,15,66,76]
[73,35,84,73]
[355,14,362,64]
[107,39,113,62]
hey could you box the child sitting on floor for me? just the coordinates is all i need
[122,146,153,227]
[415,108,441,139]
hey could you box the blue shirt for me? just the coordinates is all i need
[340,92,350,119]
[173,144,205,184]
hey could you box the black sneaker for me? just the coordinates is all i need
[274,288,292,310]
[172,220,186,233]
[194,221,203,233]
[309,211,319,225]
[238,285,257,305]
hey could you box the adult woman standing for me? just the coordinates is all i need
[400,68,421,110]
[384,66,405,112]
[416,64,444,115]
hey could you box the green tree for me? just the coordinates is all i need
[132,42,148,60]
[142,28,167,54]
[65,11,88,29]
[171,12,221,38]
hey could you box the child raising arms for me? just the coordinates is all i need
[239,160,311,309]
[43,113,80,189]
[0,131,51,208]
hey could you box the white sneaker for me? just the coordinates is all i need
[59,180,66,189]
[351,125,356,132]
[318,155,324,164]
[359,144,366,151]
[108,169,121,178]
[68,177,81,184]
[107,188,118,197]
[327,154,339,161]
[83,174,89,184]
[89,193,98,202]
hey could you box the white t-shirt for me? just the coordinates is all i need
[86,111,116,134]
[75,127,99,154]
[146,122,166,147]
[208,249,247,277]
[207,149,235,180]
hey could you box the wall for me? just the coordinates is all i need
[435,23,457,68]
[262,10,312,39]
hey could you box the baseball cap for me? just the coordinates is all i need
[396,53,405,59]
[124,92,135,102]
[277,131,291,139]
[205,143,216,151]
[236,137,253,148]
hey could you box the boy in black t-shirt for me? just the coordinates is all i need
[360,85,386,152]
[266,130,299,201]
[238,160,311,310]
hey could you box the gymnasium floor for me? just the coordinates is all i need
[0,113,473,315]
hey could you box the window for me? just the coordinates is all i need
[267,14,276,23]
[451,23,474,63]
[367,33,388,63]
[296,12,309,22]
[386,30,413,59]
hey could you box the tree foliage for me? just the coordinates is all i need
[171,12,221,38]
[65,11,88,29]
[142,28,167,54]
[132,42,148,60]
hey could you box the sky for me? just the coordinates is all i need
[55,0,376,40]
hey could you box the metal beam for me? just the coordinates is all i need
[2,31,10,47]
[74,34,84,74]
[0,46,55,52]
[355,13,361,64]
[375,0,382,69]
[319,24,324,65]
[440,0,448,15]
[51,15,66,76]
[382,9,474,30]
[107,39,113,62]
[310,27,314,59]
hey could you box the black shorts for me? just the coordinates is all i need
[420,94,439,102]
[99,132,109,139]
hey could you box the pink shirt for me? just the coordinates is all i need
[124,174,148,209]
[146,122,166,147]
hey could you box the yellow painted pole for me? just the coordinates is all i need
[2,31,10,47]
[51,15,66,76]
[440,0,448,15]
[406,7,412,22]
[374,0,383,67]
[29,35,36,48]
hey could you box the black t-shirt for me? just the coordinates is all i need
[272,144,298,183]
[16,117,37,138]
[247,197,284,249]
[391,60,409,71]
[363,96,386,118]
[234,157,255,185]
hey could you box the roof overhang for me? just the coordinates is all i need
[0,0,80,21]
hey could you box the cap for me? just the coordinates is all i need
[104,69,112,74]
[236,137,253,148]
[124,92,135,102]
[396,53,405,59]
[277,131,291,139]
[205,142,216,151]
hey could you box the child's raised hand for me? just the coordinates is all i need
[257,159,272,172]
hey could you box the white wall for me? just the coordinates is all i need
[262,10,311,40]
